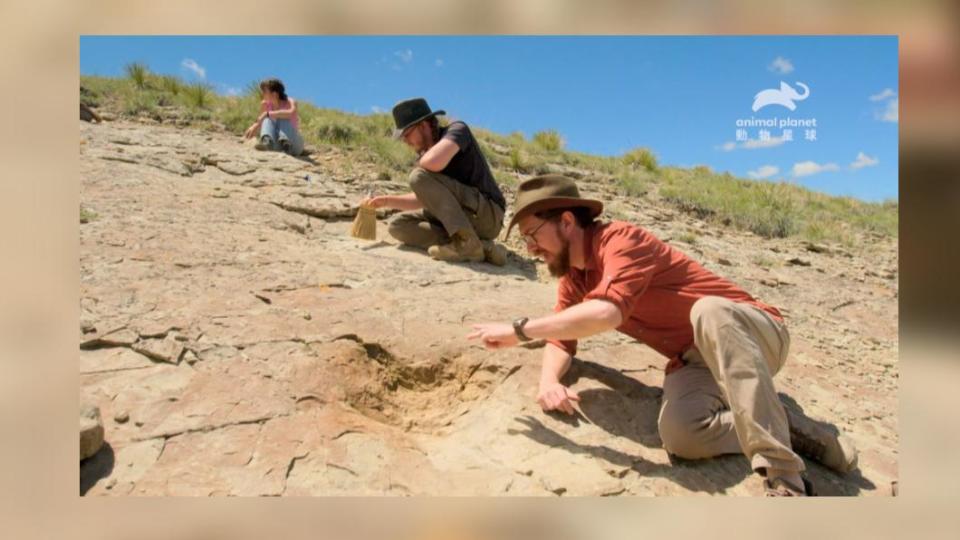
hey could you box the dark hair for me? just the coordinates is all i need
[535,206,597,228]
[259,78,288,101]
[425,116,441,142]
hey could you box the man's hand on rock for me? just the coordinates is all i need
[537,381,580,415]
[467,323,519,350]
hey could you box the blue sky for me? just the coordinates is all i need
[80,36,898,202]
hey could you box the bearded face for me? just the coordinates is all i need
[546,236,571,277]
[402,121,435,154]
[519,215,572,278]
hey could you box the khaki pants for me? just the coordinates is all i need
[657,296,804,474]
[388,168,504,249]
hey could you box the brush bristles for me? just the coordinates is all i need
[350,204,377,240]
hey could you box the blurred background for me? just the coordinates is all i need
[1,0,958,537]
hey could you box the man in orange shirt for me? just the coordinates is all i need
[468,175,857,496]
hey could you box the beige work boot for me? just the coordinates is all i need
[482,240,508,266]
[763,475,816,497]
[786,407,859,475]
[428,230,484,263]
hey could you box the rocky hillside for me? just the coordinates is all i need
[79,115,898,496]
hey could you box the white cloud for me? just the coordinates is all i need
[768,56,794,74]
[394,49,413,63]
[180,58,206,79]
[792,160,840,177]
[717,136,788,152]
[850,152,879,170]
[748,165,780,179]
[868,88,898,123]
[371,105,384,113]
[435,58,444,67]
[742,136,788,150]
[220,85,240,96]
[877,97,898,122]
[718,141,737,152]
[869,88,897,102]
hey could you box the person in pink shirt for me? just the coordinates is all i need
[243,78,304,156]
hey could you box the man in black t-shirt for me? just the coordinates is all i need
[363,98,507,265]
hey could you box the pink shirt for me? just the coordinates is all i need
[265,99,299,131]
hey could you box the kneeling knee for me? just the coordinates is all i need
[658,408,710,460]
[408,167,432,188]
[387,219,412,242]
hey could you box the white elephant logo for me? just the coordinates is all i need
[752,81,810,112]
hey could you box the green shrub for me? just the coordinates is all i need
[80,207,97,224]
[313,120,360,145]
[623,147,659,172]
[495,170,518,187]
[752,254,776,268]
[752,182,799,238]
[218,96,259,134]
[532,129,563,152]
[365,136,412,171]
[159,75,184,95]
[185,83,213,109]
[360,113,395,138]
[124,62,150,90]
[677,231,698,245]
[244,79,263,99]
[509,146,524,171]
[476,140,505,169]
[618,169,649,197]
[120,88,157,116]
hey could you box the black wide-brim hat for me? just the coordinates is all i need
[505,175,604,238]
[391,97,446,139]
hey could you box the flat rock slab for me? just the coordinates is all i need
[79,120,898,496]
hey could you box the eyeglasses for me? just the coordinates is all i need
[520,219,549,247]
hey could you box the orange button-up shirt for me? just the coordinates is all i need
[545,221,783,361]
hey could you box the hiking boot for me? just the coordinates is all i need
[279,138,292,154]
[255,135,273,151]
[428,230,484,263]
[482,240,508,266]
[786,407,858,474]
[763,475,816,497]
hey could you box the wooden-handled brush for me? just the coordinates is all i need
[351,192,378,240]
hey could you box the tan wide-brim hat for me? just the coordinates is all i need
[505,174,603,238]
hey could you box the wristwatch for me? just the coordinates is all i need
[512,317,532,342]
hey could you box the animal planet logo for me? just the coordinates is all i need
[752,81,810,112]
[733,80,818,144]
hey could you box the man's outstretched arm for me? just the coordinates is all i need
[362,193,423,211]
[467,299,622,350]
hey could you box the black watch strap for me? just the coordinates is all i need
[513,317,531,342]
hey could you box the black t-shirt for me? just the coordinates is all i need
[438,121,506,210]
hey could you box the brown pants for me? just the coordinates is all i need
[657,296,805,474]
[388,168,504,249]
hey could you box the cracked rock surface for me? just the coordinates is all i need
[80,120,898,496]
